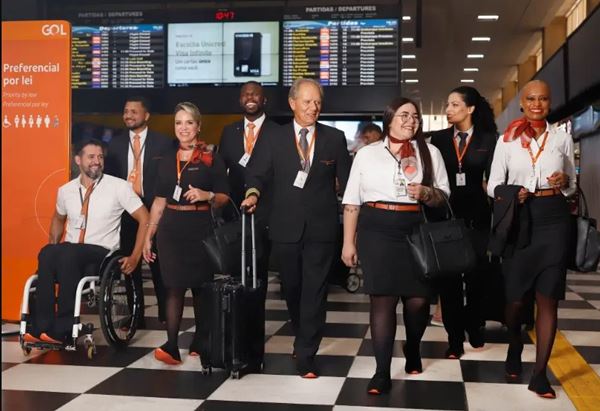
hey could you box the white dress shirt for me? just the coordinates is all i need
[293,120,316,164]
[342,137,451,205]
[56,174,144,251]
[487,123,576,197]
[453,126,474,146]
[128,127,148,196]
[244,113,266,136]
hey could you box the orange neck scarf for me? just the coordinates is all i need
[503,117,547,148]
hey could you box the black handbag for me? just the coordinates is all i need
[406,193,477,280]
[202,200,254,276]
[569,187,600,272]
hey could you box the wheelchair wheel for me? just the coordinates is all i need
[98,255,142,348]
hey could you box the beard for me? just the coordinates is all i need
[83,165,103,180]
[125,119,146,131]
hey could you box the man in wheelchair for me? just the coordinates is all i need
[24,138,149,344]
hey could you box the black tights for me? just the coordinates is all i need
[505,291,558,374]
[164,287,202,349]
[370,295,429,375]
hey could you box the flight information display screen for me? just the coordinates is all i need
[71,24,165,88]
[282,19,398,86]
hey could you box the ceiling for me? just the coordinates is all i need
[401,0,569,114]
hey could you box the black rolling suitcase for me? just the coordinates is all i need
[198,213,264,379]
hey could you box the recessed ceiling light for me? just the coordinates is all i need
[405,79,419,83]
[402,54,416,59]
[460,79,475,83]
[472,37,491,41]
[402,16,411,21]
[401,68,417,72]
[477,15,499,21]
[463,68,479,72]
[402,37,414,42]
[467,54,485,58]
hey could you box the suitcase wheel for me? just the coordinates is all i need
[231,370,240,379]
[201,366,212,376]
[345,273,360,293]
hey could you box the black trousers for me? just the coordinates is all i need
[34,243,109,338]
[121,212,166,322]
[273,233,335,360]
[436,227,488,347]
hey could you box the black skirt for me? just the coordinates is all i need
[156,208,214,288]
[357,205,433,297]
[502,195,570,301]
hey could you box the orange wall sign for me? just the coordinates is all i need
[2,21,71,320]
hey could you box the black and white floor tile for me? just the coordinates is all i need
[3,268,599,410]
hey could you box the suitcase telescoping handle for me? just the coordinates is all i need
[240,211,257,289]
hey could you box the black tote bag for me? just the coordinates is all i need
[202,200,255,276]
[569,187,600,273]
[407,193,477,280]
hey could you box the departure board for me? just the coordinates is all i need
[72,24,165,89]
[282,19,398,86]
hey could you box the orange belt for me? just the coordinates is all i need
[534,188,561,197]
[365,202,420,212]
[166,203,210,211]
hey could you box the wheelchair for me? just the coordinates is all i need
[19,250,143,359]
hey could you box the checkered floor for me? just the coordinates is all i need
[3,269,599,411]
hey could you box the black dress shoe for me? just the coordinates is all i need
[467,328,485,349]
[189,338,201,357]
[445,345,465,359]
[528,372,556,399]
[367,372,392,395]
[297,357,318,378]
[403,343,422,374]
[505,342,523,377]
[244,360,264,374]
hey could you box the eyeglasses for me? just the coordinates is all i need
[395,112,421,123]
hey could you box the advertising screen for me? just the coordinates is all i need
[168,21,279,85]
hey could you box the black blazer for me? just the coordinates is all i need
[217,118,280,222]
[105,130,174,209]
[489,184,530,257]
[430,127,497,229]
[246,122,352,243]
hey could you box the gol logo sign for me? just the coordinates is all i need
[41,24,67,36]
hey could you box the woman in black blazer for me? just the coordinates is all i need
[429,86,498,359]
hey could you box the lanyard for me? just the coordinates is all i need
[78,175,103,206]
[526,131,548,169]
[452,134,472,172]
[176,148,197,185]
[384,144,401,163]
[294,128,316,164]
[129,138,147,166]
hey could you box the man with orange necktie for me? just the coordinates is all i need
[105,96,174,327]
[217,81,280,372]
[25,138,148,344]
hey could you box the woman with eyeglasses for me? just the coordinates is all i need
[341,97,450,394]
[487,80,575,398]
[429,86,498,359]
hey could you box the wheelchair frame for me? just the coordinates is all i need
[19,250,143,359]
